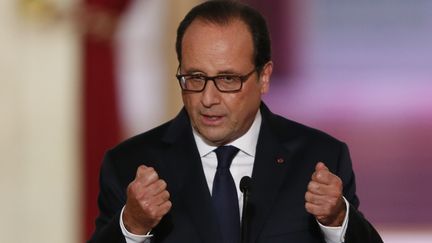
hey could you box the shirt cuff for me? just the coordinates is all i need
[119,206,153,243]
[317,197,350,243]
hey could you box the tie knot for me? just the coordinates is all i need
[214,145,239,169]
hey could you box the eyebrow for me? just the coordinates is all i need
[182,68,241,76]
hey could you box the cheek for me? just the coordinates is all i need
[182,95,194,118]
[182,95,202,126]
[182,95,197,110]
[224,92,259,118]
[237,92,261,117]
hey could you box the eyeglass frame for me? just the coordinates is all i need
[176,66,257,93]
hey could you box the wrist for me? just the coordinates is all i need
[122,207,152,235]
[318,197,346,227]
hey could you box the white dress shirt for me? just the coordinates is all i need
[120,111,349,242]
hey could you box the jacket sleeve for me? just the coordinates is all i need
[337,143,383,243]
[88,150,128,243]
[345,205,383,243]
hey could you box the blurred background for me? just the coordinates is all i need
[1,0,431,242]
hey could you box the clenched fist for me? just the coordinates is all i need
[305,162,346,227]
[123,165,172,234]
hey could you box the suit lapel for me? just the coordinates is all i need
[248,105,296,242]
[157,105,302,242]
[158,109,221,243]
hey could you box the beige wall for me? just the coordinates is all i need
[0,0,203,242]
[165,0,202,117]
[0,0,80,242]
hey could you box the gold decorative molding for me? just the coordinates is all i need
[17,0,61,24]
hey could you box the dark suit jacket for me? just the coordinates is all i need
[89,103,383,243]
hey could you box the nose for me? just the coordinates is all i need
[200,80,221,108]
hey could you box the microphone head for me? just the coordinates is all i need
[240,176,252,193]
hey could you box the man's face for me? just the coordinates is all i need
[180,19,272,146]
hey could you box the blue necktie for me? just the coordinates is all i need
[212,145,240,243]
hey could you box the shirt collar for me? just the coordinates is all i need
[193,110,262,157]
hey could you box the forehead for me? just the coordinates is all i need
[181,19,254,69]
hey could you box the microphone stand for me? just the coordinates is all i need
[240,176,252,243]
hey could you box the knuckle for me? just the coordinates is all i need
[147,167,157,175]
[154,180,164,190]
[136,165,147,175]
[312,172,319,181]
[305,191,312,201]
[147,166,155,173]
[316,171,325,180]
[307,182,313,190]
[312,182,320,191]
[141,200,150,209]
[311,171,317,178]
[308,181,318,191]
[138,166,159,178]
[162,201,172,213]
[127,182,134,192]
[150,171,159,181]
[148,207,159,218]
[159,179,167,189]
[163,190,171,200]
[128,181,139,195]
[148,210,156,218]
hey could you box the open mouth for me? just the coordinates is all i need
[201,114,224,125]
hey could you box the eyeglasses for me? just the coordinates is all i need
[176,67,256,93]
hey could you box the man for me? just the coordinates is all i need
[89,1,383,243]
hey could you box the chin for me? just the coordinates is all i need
[199,130,228,146]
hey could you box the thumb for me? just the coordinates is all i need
[315,161,328,171]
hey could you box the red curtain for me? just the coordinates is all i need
[82,0,130,240]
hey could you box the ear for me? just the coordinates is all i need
[259,61,273,94]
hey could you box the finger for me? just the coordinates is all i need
[305,191,340,207]
[308,180,335,195]
[154,179,168,194]
[135,165,148,178]
[150,200,172,219]
[128,178,163,199]
[305,191,325,205]
[142,179,167,196]
[307,181,324,195]
[155,190,171,205]
[132,180,167,203]
[315,162,328,171]
[312,169,338,185]
[134,180,169,206]
[305,201,331,218]
[144,190,170,207]
[307,180,341,196]
[140,198,172,219]
[311,162,330,184]
[305,191,337,206]
[159,200,172,215]
[136,166,159,186]
[128,180,145,197]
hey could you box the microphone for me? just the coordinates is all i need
[240,176,252,243]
